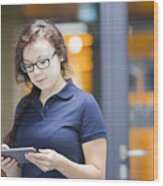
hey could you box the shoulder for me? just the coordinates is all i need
[74,87,100,111]
[77,89,107,143]
[60,79,101,114]
[83,92,98,110]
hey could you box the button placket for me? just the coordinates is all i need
[42,96,58,117]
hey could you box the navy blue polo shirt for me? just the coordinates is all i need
[15,79,107,178]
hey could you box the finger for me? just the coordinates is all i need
[27,152,46,161]
[5,159,17,169]
[27,156,48,167]
[1,144,9,150]
[1,157,11,164]
[31,160,49,172]
[39,149,58,157]
[31,161,48,172]
[38,149,51,153]
[25,154,34,162]
[1,157,12,167]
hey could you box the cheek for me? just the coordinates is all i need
[27,73,34,82]
[49,62,61,76]
[27,73,39,87]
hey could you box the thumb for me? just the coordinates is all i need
[1,144,10,150]
[39,149,49,153]
[38,149,51,153]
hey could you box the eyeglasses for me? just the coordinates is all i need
[20,50,57,73]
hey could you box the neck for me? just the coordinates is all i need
[40,76,66,105]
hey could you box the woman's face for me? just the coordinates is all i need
[23,38,63,91]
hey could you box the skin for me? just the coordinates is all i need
[23,38,66,105]
[1,37,107,179]
[1,144,21,177]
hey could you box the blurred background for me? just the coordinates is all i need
[1,2,155,180]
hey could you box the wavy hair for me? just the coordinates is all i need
[4,18,70,147]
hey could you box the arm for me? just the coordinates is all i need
[25,138,107,179]
[57,138,107,179]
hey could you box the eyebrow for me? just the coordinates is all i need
[23,55,46,63]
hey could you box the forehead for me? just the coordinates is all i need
[23,39,54,61]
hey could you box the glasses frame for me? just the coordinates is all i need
[20,50,57,73]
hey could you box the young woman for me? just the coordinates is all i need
[1,19,107,179]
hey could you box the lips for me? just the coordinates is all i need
[36,78,47,84]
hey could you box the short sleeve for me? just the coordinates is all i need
[80,94,107,143]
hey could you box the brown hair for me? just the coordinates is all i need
[4,18,70,147]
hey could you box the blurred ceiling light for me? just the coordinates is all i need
[78,3,97,22]
[69,36,83,54]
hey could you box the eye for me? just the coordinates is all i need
[25,64,33,69]
[38,59,49,68]
[39,59,48,65]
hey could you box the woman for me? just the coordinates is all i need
[1,19,107,179]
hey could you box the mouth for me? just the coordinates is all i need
[36,78,47,84]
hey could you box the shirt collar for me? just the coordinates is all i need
[56,78,77,100]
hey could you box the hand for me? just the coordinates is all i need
[25,149,63,172]
[1,144,21,176]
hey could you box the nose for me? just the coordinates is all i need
[33,65,42,75]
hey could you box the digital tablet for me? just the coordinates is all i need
[1,147,37,164]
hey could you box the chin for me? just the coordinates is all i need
[40,84,55,91]
[34,84,47,90]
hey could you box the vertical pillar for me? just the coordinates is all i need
[100,2,129,179]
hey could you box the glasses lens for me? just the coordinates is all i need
[21,57,51,73]
[20,63,33,73]
[20,64,27,73]
[37,59,50,69]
